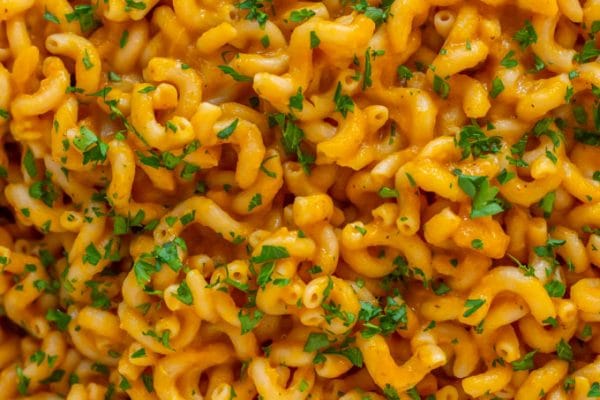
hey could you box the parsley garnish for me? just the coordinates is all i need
[248,193,262,211]
[309,31,320,48]
[236,0,269,27]
[490,77,505,98]
[65,5,99,33]
[353,0,395,26]
[82,49,94,70]
[333,82,354,118]
[363,48,374,90]
[217,119,239,139]
[433,75,450,99]
[125,0,146,11]
[73,126,108,165]
[44,10,60,24]
[513,20,537,49]
[539,191,555,218]
[463,298,485,317]
[397,65,413,80]
[119,30,129,48]
[544,280,566,298]
[497,169,515,184]
[456,124,502,159]
[556,339,573,361]
[574,40,600,63]
[218,65,252,82]
[16,366,29,395]
[289,88,304,111]
[589,382,600,397]
[289,9,315,23]
[175,280,193,305]
[500,50,518,68]
[238,309,263,334]
[83,243,101,266]
[304,332,330,352]
[511,350,537,370]
[378,187,399,198]
[46,309,71,331]
[455,171,504,218]
[23,149,38,178]
[251,245,289,263]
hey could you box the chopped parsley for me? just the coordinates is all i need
[73,126,108,165]
[289,9,315,23]
[248,193,262,211]
[46,309,71,331]
[289,88,304,111]
[490,77,505,98]
[239,309,263,334]
[333,82,354,118]
[456,123,502,159]
[218,65,252,82]
[43,10,60,24]
[378,187,399,198]
[455,171,504,218]
[353,0,395,26]
[236,0,269,27]
[513,20,537,49]
[175,281,193,305]
[433,75,450,99]
[310,31,320,48]
[217,119,239,139]
[511,350,537,371]
[65,4,99,33]
[82,49,94,70]
[463,298,485,317]
[500,50,518,68]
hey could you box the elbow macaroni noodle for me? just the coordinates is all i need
[0,0,599,399]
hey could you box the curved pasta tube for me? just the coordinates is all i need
[248,358,315,400]
[386,0,429,53]
[186,269,242,327]
[154,196,251,244]
[130,83,195,151]
[341,219,432,279]
[143,57,202,119]
[357,333,446,394]
[19,332,67,395]
[0,0,34,21]
[45,33,101,94]
[101,0,160,22]
[154,343,234,400]
[173,0,233,31]
[194,105,266,189]
[316,106,367,164]
[515,359,568,400]
[459,267,556,325]
[10,57,69,119]
[5,183,66,233]
[68,307,125,366]
[531,14,576,73]
[461,365,512,398]
[0,247,51,337]
[428,322,479,378]
[301,276,360,334]
[107,140,165,221]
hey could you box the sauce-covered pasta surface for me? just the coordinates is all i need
[0,0,600,399]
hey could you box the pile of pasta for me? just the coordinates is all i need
[1,0,600,399]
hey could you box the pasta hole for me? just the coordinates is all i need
[46,38,59,50]
[438,11,452,22]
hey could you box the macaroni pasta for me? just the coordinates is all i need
[0,0,599,399]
